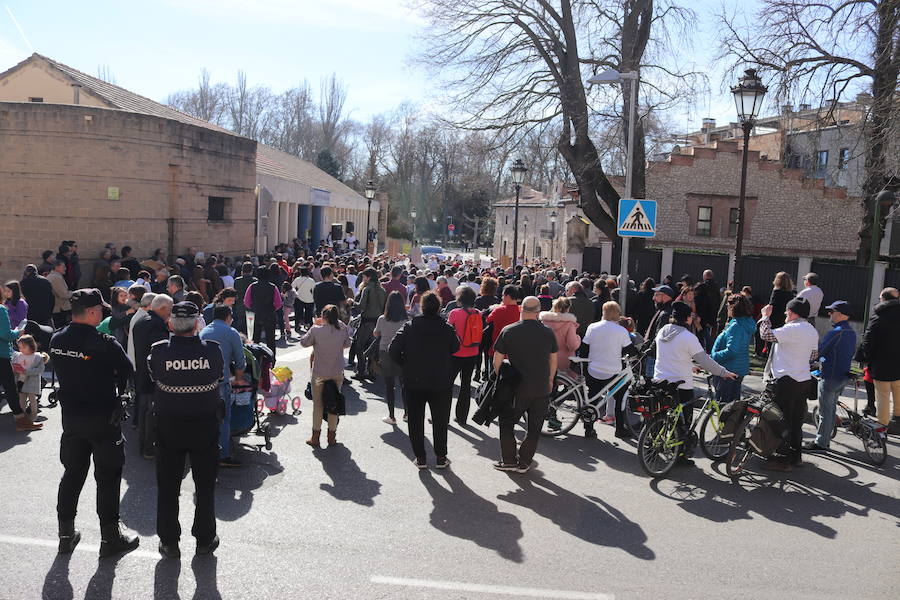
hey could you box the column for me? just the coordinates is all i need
[871,261,888,319]
[298,204,311,243]
[288,203,299,241]
[278,202,290,245]
[727,252,736,287]
[797,256,813,284]
[268,202,280,252]
[311,206,323,247]
[660,247,674,282]
[600,241,613,274]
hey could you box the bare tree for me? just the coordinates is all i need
[416,0,700,244]
[166,68,228,125]
[97,65,116,84]
[719,0,900,264]
[226,71,274,139]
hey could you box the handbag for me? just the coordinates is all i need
[304,381,312,400]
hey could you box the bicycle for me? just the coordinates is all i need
[636,375,730,478]
[724,389,780,480]
[812,374,888,466]
[542,354,643,438]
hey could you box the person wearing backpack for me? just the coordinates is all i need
[447,286,481,424]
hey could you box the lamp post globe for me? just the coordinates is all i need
[730,68,768,289]
[510,159,528,266]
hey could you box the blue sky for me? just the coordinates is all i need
[0,0,753,129]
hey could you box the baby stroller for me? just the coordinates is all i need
[258,366,302,416]
[232,342,276,449]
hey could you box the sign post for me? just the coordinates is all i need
[616,198,657,315]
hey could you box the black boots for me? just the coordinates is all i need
[196,535,220,556]
[99,521,140,558]
[158,541,181,559]
[57,520,81,554]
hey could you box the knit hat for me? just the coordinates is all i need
[671,301,692,322]
[786,297,811,318]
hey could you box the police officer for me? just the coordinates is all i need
[148,301,224,558]
[50,288,140,557]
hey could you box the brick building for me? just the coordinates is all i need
[0,53,379,281]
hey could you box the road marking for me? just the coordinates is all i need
[370,576,614,599]
[0,534,159,560]
[273,345,314,362]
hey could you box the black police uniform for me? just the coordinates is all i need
[49,290,136,555]
[148,322,224,550]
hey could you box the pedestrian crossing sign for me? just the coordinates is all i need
[617,198,657,238]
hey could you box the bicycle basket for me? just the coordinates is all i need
[628,380,673,416]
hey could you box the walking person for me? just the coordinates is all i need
[50,289,139,556]
[447,286,481,425]
[299,305,352,448]
[492,296,558,473]
[805,301,857,452]
[710,294,756,403]
[373,291,409,424]
[353,268,387,381]
[758,297,819,471]
[856,287,900,433]
[148,302,225,558]
[389,292,459,468]
[200,305,246,467]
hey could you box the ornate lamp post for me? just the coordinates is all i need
[510,159,528,266]
[549,210,558,262]
[364,180,376,253]
[730,68,767,288]
[410,206,417,246]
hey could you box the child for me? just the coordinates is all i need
[12,335,48,418]
[281,281,296,339]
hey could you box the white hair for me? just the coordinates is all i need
[170,316,198,335]
[150,294,174,311]
[140,292,156,308]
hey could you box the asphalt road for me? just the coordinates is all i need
[0,336,897,600]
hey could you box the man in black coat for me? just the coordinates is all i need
[856,287,900,431]
[694,269,722,352]
[232,262,257,334]
[131,294,173,458]
[642,284,676,377]
[20,264,55,326]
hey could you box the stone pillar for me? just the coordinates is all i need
[278,202,290,245]
[268,201,280,251]
[871,261,888,318]
[600,241,613,274]
[797,256,813,285]
[288,203,299,242]
[660,247,674,282]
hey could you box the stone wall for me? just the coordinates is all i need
[0,102,257,282]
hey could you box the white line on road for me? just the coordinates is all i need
[273,345,313,362]
[0,534,159,560]
[370,576,614,600]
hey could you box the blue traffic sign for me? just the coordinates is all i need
[617,198,657,238]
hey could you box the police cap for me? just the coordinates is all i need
[71,288,111,310]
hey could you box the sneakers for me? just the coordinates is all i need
[158,541,180,559]
[196,535,219,556]
[492,462,518,472]
[383,416,397,425]
[435,457,451,470]
[413,458,428,469]
[218,457,242,468]
[57,520,81,554]
[802,442,828,452]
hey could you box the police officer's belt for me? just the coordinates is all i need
[157,381,219,394]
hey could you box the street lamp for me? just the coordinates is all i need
[410,207,417,246]
[510,158,528,266]
[364,180,376,253]
[549,209,558,262]
[730,68,767,288]
[523,214,530,263]
[588,68,638,315]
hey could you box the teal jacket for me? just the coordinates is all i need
[0,305,20,359]
[711,316,756,377]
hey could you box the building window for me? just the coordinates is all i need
[816,150,829,176]
[208,196,229,222]
[28,97,43,102]
[697,206,712,236]
[728,207,740,237]
[838,148,850,170]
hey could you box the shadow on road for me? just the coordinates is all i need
[418,469,524,563]
[315,445,381,506]
[154,559,181,600]
[41,552,74,600]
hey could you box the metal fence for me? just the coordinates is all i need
[609,247,662,286]
[811,260,869,320]
[670,251,729,285]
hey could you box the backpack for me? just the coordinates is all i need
[749,401,788,457]
[461,309,483,348]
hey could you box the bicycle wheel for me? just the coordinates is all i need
[861,424,887,465]
[542,375,583,436]
[726,412,759,480]
[812,406,838,440]
[699,407,729,461]
[637,413,680,477]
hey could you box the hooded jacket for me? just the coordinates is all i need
[711,316,756,377]
[857,298,900,381]
[655,323,729,390]
[538,311,580,374]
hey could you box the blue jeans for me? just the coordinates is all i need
[815,377,848,448]
[218,382,232,459]
[713,375,744,403]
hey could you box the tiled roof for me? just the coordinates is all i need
[25,53,239,137]
[256,144,365,199]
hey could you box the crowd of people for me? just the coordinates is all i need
[1,237,899,558]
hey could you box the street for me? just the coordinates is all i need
[1,336,898,600]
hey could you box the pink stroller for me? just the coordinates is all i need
[258,371,302,416]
